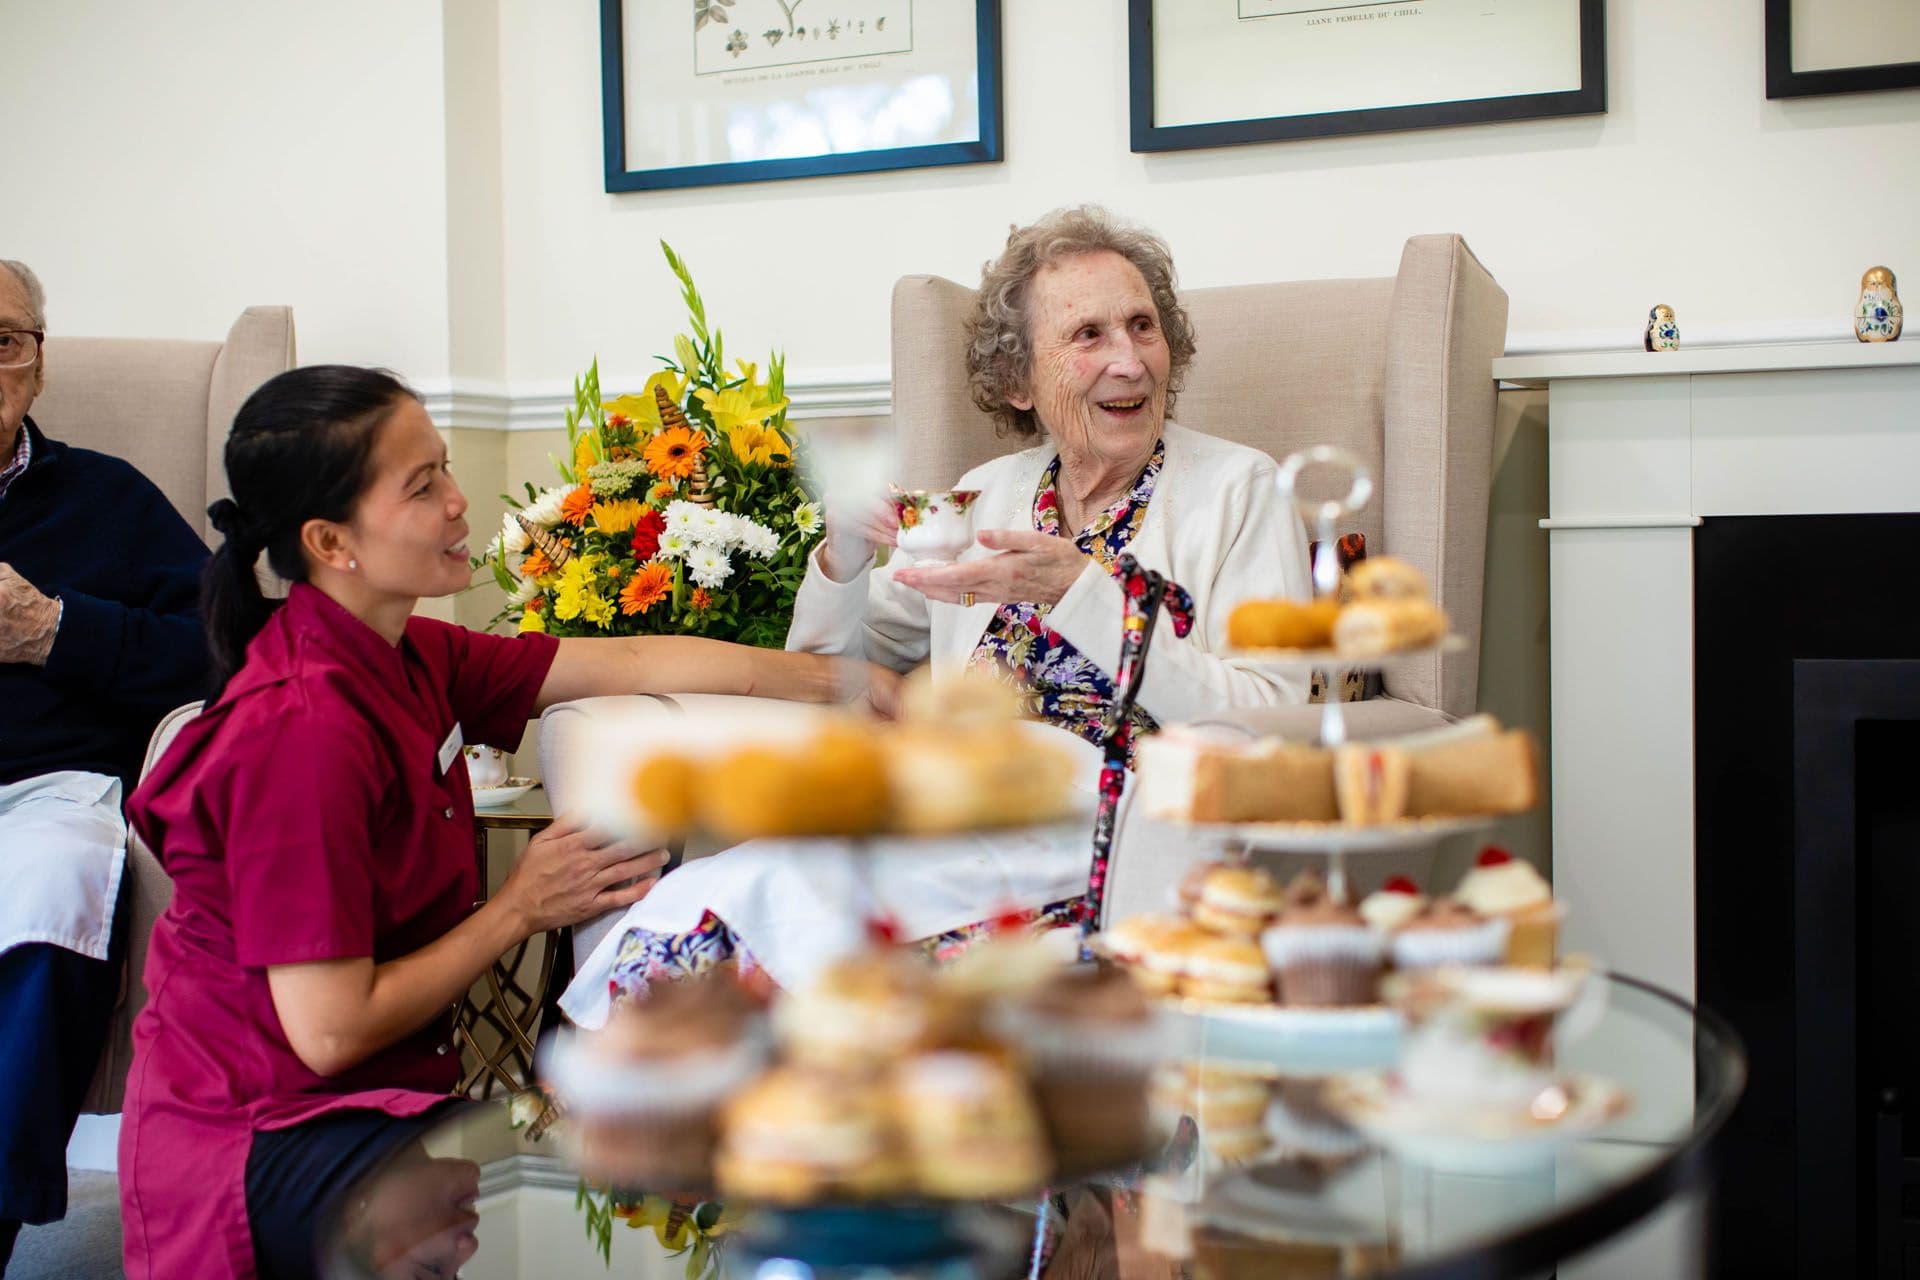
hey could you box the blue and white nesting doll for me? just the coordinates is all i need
[1855,267,1903,343]
[1644,305,1680,352]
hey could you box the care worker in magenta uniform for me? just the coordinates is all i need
[117,366,897,1280]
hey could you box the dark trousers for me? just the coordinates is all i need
[0,877,128,1271]
[245,1102,469,1280]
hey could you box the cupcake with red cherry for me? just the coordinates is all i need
[1357,876,1427,937]
[1453,846,1563,969]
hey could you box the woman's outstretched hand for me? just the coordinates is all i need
[498,815,667,936]
[892,529,1089,609]
[819,495,900,582]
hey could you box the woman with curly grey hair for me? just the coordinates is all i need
[790,204,1313,752]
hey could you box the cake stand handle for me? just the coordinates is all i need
[1080,555,1196,942]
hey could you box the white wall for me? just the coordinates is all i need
[10,0,454,380]
[497,0,1920,383]
[12,1,1917,382]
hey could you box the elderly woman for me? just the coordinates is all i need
[789,203,1312,743]
[561,207,1310,1018]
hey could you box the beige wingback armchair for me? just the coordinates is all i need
[889,234,1508,924]
[29,305,296,1113]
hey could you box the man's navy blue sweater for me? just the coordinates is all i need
[0,417,210,789]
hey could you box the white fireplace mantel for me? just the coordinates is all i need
[1488,341,1920,1005]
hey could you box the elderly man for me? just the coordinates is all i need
[0,260,209,1270]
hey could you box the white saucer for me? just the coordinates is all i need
[1164,999,1403,1075]
[1324,1071,1631,1175]
[472,778,538,808]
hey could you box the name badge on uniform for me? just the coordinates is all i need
[437,723,464,776]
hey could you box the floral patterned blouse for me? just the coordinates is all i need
[966,439,1165,764]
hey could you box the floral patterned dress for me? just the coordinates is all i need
[966,439,1164,763]
[600,442,1167,1001]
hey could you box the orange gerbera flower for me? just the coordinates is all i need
[690,588,713,611]
[519,548,555,580]
[559,484,595,525]
[643,426,706,482]
[619,561,675,615]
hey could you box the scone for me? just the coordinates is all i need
[1345,556,1430,602]
[1179,934,1272,1004]
[1333,598,1448,656]
[892,1051,1050,1198]
[1226,598,1341,650]
[1192,865,1285,937]
[714,1067,906,1202]
[774,948,963,1068]
[887,723,1075,832]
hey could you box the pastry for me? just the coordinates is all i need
[1261,896,1382,1007]
[1357,876,1427,934]
[565,976,763,1190]
[1179,933,1272,1004]
[1192,865,1285,937]
[1454,846,1562,968]
[1283,869,1332,911]
[1344,555,1430,602]
[629,753,698,835]
[1226,598,1342,650]
[1135,919,1206,996]
[1005,967,1160,1171]
[1406,721,1540,818]
[1135,728,1337,824]
[1264,1077,1369,1171]
[1388,896,1510,971]
[714,1066,907,1202]
[1333,744,1410,826]
[697,725,891,840]
[1176,856,1232,912]
[773,947,963,1069]
[887,722,1077,833]
[891,1051,1051,1198]
[1332,597,1448,656]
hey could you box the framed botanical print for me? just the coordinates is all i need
[602,0,1002,192]
[1129,0,1606,152]
[1766,0,1920,98]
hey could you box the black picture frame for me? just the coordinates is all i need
[1128,0,1606,153]
[1764,0,1920,99]
[601,0,1003,193]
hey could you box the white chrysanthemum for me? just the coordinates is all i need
[657,531,693,560]
[509,574,542,605]
[520,485,571,528]
[689,546,733,590]
[663,500,703,539]
[691,507,733,545]
[735,516,778,560]
[499,510,531,557]
[792,502,822,536]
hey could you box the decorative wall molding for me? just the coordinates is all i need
[477,1152,577,1200]
[421,321,1855,430]
[419,366,892,432]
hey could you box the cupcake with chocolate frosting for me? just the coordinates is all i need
[1388,895,1511,971]
[1261,896,1383,1006]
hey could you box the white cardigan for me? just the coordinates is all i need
[786,421,1312,723]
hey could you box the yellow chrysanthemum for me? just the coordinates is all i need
[602,371,689,433]
[518,606,546,634]
[590,498,645,535]
[552,555,613,626]
[727,421,792,468]
[695,384,788,435]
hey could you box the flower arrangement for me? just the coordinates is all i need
[576,1183,738,1277]
[480,243,822,648]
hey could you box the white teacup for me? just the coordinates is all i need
[891,488,981,564]
[463,745,510,789]
[1383,962,1606,1114]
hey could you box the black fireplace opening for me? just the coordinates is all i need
[1695,514,1920,1279]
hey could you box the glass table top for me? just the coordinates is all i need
[322,972,1743,1280]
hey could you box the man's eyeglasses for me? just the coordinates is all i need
[0,330,43,369]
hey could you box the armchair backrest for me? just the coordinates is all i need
[31,305,297,542]
[889,235,1507,719]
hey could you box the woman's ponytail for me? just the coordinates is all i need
[201,366,414,701]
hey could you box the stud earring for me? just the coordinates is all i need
[348,559,358,571]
